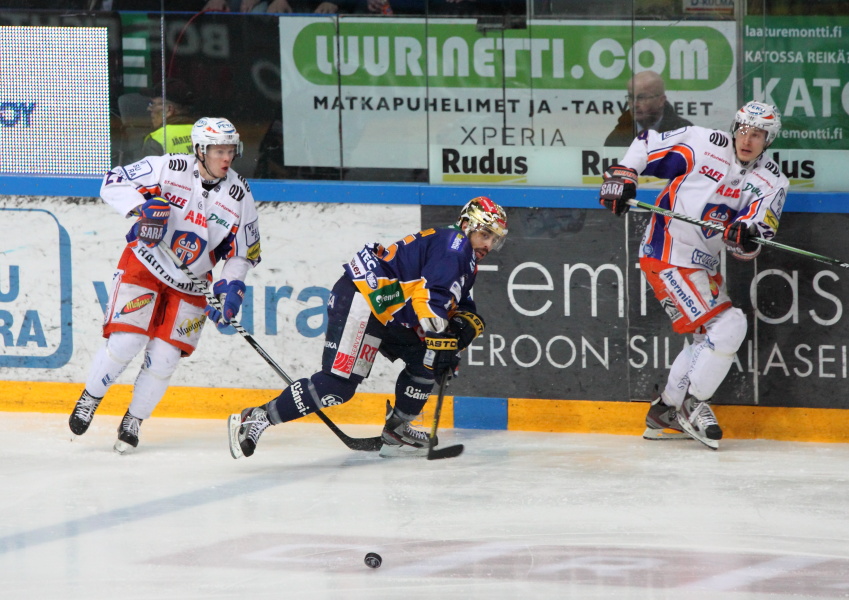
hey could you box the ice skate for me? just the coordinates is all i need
[114,410,143,454]
[69,390,103,436]
[379,405,434,458]
[677,395,722,450]
[643,396,690,441]
[229,406,271,459]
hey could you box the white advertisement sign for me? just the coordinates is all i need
[0,197,419,392]
[427,145,836,192]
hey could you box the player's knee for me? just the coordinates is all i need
[706,307,747,354]
[310,371,358,409]
[267,372,359,424]
[106,332,149,365]
[142,339,182,379]
[402,357,434,382]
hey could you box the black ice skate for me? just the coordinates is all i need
[114,410,143,454]
[379,404,434,458]
[229,406,271,459]
[69,390,103,436]
[643,396,690,441]
[677,395,722,450]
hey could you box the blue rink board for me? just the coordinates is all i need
[0,174,846,213]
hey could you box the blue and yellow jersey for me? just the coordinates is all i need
[343,226,477,327]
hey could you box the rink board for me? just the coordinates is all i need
[2,380,849,443]
[2,182,849,443]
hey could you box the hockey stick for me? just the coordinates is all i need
[159,244,383,452]
[627,199,849,270]
[427,371,464,460]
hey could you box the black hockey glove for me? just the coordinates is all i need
[448,311,486,351]
[136,197,170,247]
[723,221,761,254]
[599,165,638,216]
[424,331,459,378]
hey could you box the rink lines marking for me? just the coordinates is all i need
[0,457,348,556]
[679,554,831,591]
[384,541,527,577]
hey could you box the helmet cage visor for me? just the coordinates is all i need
[465,221,507,251]
[196,140,244,159]
[459,197,508,251]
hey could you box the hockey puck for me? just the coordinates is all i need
[364,552,382,568]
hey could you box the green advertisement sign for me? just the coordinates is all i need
[281,18,737,169]
[743,17,849,150]
[292,21,733,90]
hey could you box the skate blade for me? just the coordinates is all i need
[228,413,244,459]
[676,419,720,450]
[378,443,428,458]
[692,436,720,450]
[113,440,134,455]
[642,428,692,441]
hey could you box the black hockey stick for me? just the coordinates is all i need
[160,244,383,452]
[627,199,849,270]
[427,371,464,460]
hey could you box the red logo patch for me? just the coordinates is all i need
[332,352,354,375]
[120,293,154,315]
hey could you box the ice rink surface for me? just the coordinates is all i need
[3,411,849,599]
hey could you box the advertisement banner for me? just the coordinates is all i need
[743,16,849,150]
[421,205,849,409]
[280,18,737,170]
[428,145,837,192]
[0,26,110,175]
[0,197,419,394]
[3,196,846,409]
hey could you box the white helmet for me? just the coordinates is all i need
[456,196,508,250]
[731,101,781,147]
[191,117,243,157]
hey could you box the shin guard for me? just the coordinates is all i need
[268,372,359,424]
[394,367,435,417]
[687,308,747,400]
[85,332,149,397]
[129,339,182,420]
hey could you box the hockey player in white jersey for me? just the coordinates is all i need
[69,117,262,453]
[598,101,789,449]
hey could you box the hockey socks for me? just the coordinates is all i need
[393,367,434,417]
[268,372,358,424]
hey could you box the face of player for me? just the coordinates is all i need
[734,125,768,163]
[198,144,237,180]
[628,79,665,128]
[466,228,499,261]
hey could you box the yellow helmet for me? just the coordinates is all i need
[457,196,508,250]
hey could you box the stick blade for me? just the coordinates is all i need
[346,436,384,452]
[427,443,464,460]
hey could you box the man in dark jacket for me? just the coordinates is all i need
[604,70,693,147]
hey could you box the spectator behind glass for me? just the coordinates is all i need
[204,0,347,12]
[142,78,197,156]
[359,0,482,15]
[603,70,693,147]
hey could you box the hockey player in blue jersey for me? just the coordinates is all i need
[228,196,508,458]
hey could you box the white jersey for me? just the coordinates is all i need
[621,126,789,274]
[100,154,261,295]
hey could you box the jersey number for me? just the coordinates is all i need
[378,228,435,263]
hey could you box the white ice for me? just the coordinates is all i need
[3,412,849,599]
